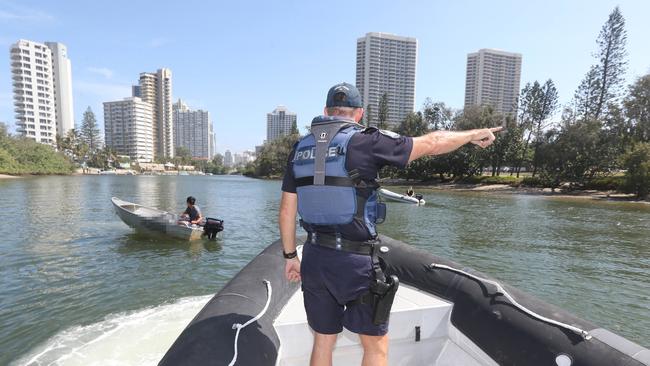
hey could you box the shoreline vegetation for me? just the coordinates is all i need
[0,109,229,178]
[1,122,74,176]
[244,174,649,204]
[2,169,647,205]
[0,138,74,176]
[379,179,650,205]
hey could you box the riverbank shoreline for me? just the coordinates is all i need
[380,180,650,205]
[246,174,649,204]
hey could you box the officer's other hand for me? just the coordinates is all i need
[470,127,503,148]
[285,258,301,282]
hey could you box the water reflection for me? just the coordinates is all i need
[115,232,223,258]
[1,176,648,365]
[383,187,650,345]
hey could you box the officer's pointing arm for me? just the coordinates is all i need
[408,127,502,163]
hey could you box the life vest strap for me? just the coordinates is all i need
[295,175,355,188]
[295,175,380,189]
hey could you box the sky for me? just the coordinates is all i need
[1,0,649,154]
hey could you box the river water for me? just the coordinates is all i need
[0,175,648,364]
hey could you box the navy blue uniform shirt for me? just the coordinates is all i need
[282,122,413,241]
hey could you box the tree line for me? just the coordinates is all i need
[0,106,117,174]
[1,103,235,175]
[54,106,126,171]
[250,7,650,199]
[0,122,74,175]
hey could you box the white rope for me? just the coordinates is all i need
[430,263,592,340]
[228,280,272,366]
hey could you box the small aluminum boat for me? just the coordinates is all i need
[111,197,222,241]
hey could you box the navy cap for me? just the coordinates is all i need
[326,82,363,108]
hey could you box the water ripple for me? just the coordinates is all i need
[1,177,648,365]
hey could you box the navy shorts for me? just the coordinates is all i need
[300,242,388,336]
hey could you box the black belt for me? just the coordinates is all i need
[306,232,376,255]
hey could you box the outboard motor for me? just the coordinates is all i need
[203,218,224,239]
[415,194,424,201]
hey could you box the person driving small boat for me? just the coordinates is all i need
[178,196,203,226]
[406,186,414,197]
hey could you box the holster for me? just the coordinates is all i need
[369,274,399,325]
[346,243,399,325]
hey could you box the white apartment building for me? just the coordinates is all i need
[356,32,417,129]
[464,49,522,116]
[233,150,255,166]
[45,42,74,137]
[242,150,256,162]
[173,99,215,159]
[234,153,243,166]
[103,97,154,162]
[138,68,173,159]
[266,105,297,142]
[10,39,74,145]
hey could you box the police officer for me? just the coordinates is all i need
[279,82,501,366]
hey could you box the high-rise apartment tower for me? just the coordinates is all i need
[173,99,215,159]
[464,49,522,116]
[10,39,74,145]
[138,68,173,158]
[356,32,417,129]
[266,106,297,142]
[103,97,154,162]
[45,42,74,138]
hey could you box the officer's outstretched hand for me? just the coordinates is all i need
[285,258,301,282]
[470,127,503,148]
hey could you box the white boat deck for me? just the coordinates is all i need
[274,281,496,365]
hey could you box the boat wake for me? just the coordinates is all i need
[12,295,211,366]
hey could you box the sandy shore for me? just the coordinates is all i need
[381,181,650,205]
[0,174,22,179]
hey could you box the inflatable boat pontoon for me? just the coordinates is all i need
[378,188,426,205]
[160,236,650,366]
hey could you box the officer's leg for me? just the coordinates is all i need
[302,244,343,366]
[310,332,338,366]
[359,334,388,366]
